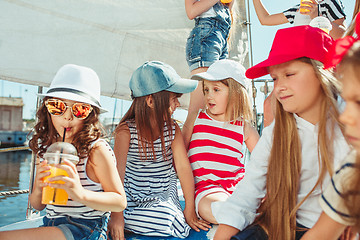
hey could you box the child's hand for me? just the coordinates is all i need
[108,212,126,240]
[47,159,84,202]
[339,227,358,240]
[183,206,211,232]
[33,160,51,193]
[299,0,319,20]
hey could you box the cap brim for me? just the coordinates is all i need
[166,78,198,94]
[191,71,227,81]
[245,55,300,79]
[38,92,108,113]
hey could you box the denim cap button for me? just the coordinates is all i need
[129,61,198,98]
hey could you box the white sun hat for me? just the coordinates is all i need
[38,64,107,113]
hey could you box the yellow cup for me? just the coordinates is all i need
[42,164,70,205]
[300,0,311,14]
[221,0,232,3]
[41,142,79,205]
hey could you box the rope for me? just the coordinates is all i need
[0,189,29,196]
[0,146,30,153]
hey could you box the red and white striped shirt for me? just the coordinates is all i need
[188,110,245,198]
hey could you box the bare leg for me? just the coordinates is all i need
[182,67,208,149]
[0,226,66,240]
[198,192,229,224]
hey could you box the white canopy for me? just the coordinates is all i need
[0,0,249,103]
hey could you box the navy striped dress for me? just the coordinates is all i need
[123,120,190,238]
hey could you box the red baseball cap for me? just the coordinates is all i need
[245,25,334,79]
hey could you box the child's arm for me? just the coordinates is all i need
[172,124,211,231]
[29,159,50,211]
[183,81,205,150]
[301,212,347,240]
[108,122,130,240]
[252,0,288,26]
[244,121,260,153]
[185,0,220,20]
[50,141,127,212]
[329,18,346,40]
[182,106,198,151]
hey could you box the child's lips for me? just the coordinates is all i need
[279,95,291,101]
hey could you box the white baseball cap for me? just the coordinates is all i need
[191,59,250,90]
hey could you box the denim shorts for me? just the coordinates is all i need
[186,17,230,71]
[42,215,109,240]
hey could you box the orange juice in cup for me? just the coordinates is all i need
[221,0,232,3]
[300,0,312,14]
[41,142,79,205]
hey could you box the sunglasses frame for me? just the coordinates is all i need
[45,99,93,120]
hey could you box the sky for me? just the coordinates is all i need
[0,0,355,124]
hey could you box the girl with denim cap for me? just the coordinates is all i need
[182,59,259,225]
[0,64,127,240]
[108,61,211,240]
[302,13,360,240]
[212,25,350,240]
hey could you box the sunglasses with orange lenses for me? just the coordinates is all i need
[45,99,93,120]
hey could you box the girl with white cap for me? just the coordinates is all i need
[212,25,350,240]
[108,61,210,239]
[0,64,127,240]
[183,59,259,224]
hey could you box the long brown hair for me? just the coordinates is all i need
[29,97,103,159]
[116,91,180,161]
[337,42,360,229]
[256,58,342,239]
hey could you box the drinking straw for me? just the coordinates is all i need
[52,128,66,203]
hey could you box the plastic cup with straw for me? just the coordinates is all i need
[41,128,79,205]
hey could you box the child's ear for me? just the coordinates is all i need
[146,95,154,108]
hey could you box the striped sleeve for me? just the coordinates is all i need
[319,151,357,226]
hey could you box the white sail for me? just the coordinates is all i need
[0,0,249,102]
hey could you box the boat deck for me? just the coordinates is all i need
[0,183,215,239]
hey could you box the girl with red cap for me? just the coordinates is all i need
[212,25,350,240]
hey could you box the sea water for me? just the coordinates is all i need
[0,150,37,227]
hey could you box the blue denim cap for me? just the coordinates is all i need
[129,61,198,98]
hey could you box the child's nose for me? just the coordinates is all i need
[274,78,286,92]
[175,98,180,108]
[62,107,73,120]
[339,103,355,126]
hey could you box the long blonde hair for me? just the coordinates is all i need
[256,58,343,239]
